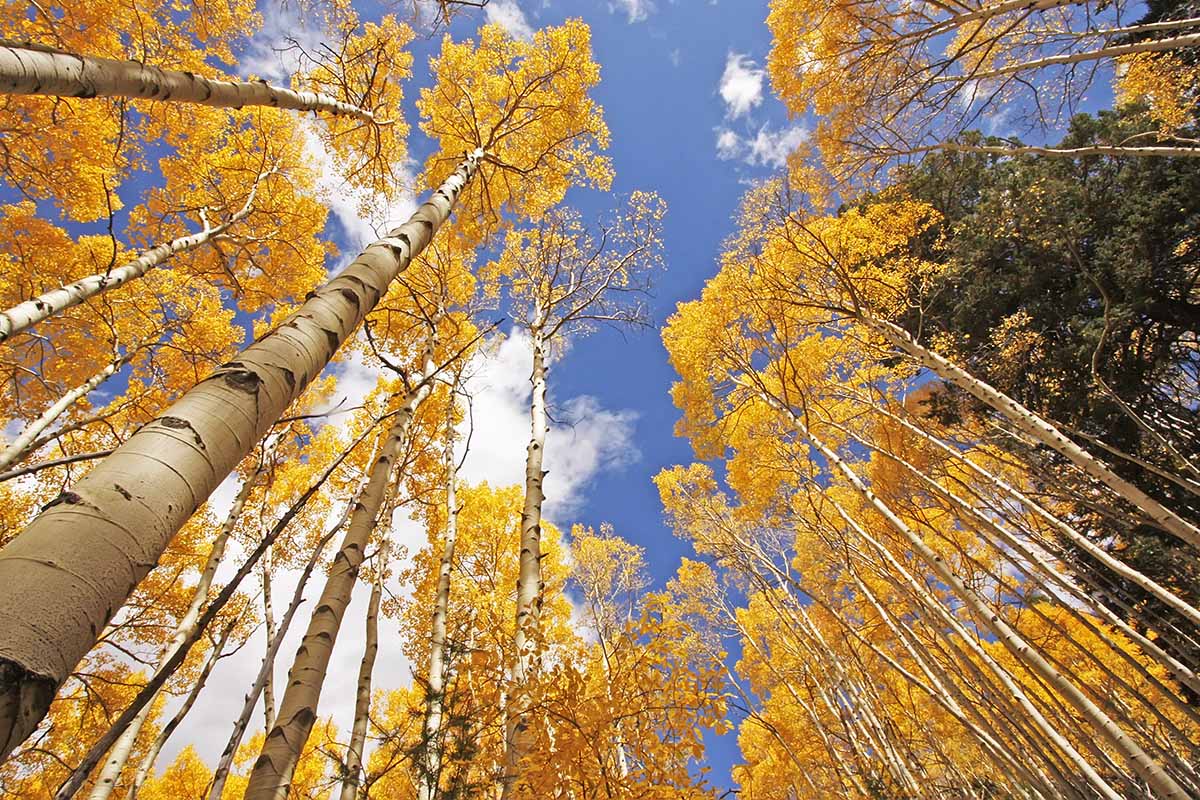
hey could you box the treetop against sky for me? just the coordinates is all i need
[0,0,1198,797]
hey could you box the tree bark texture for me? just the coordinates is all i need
[0,43,376,121]
[0,149,483,759]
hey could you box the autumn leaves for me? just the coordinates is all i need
[0,3,699,798]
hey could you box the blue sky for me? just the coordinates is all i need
[418,0,801,785]
[2,0,1139,790]
[135,0,799,786]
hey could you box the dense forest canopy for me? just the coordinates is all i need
[0,0,1197,798]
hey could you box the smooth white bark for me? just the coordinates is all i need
[0,350,131,471]
[339,542,387,800]
[0,149,483,759]
[417,408,461,800]
[0,175,262,342]
[770,391,1189,800]
[0,43,376,121]
[245,350,439,798]
[862,314,1200,548]
[501,322,549,800]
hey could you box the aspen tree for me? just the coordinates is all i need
[1,16,613,755]
[124,614,243,800]
[416,397,463,800]
[49,412,376,800]
[206,501,352,800]
[485,194,665,796]
[0,151,481,758]
[0,43,379,120]
[0,0,259,221]
[244,315,451,795]
[660,182,1200,795]
[765,0,1200,182]
[338,540,389,800]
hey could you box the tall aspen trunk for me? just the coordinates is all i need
[126,615,239,800]
[736,382,1122,798]
[871,429,1200,719]
[828,494,1118,800]
[0,176,262,343]
[861,314,1200,548]
[0,43,376,121]
[0,149,483,759]
[0,349,134,471]
[908,0,1085,42]
[732,526,1056,799]
[939,32,1200,82]
[244,355,438,798]
[207,498,354,800]
[501,323,549,800]
[867,404,1200,653]
[339,542,387,800]
[83,467,259,800]
[261,557,277,735]
[52,427,365,800]
[417,408,461,800]
[771,393,1190,800]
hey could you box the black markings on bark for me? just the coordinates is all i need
[280,368,297,394]
[342,274,380,305]
[379,233,411,260]
[223,369,263,396]
[321,328,340,356]
[159,416,206,450]
[42,491,83,511]
[337,287,362,310]
[113,484,133,501]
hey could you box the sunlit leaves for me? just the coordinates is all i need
[418,19,613,241]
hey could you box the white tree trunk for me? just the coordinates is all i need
[501,323,549,800]
[261,556,277,735]
[774,393,1189,800]
[0,149,483,759]
[125,616,238,800]
[339,541,387,800]
[417,409,461,800]
[0,349,132,471]
[245,353,438,798]
[0,43,376,121]
[0,178,261,343]
[862,314,1200,548]
[83,467,259,800]
[206,498,353,800]
[941,33,1200,82]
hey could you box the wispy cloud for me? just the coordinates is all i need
[715,124,809,168]
[718,52,765,119]
[458,330,640,521]
[609,0,656,23]
[486,0,535,41]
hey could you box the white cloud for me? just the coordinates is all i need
[458,330,640,521]
[715,127,742,160]
[719,52,765,119]
[669,48,682,67]
[715,124,809,168]
[609,0,655,23]
[238,4,323,82]
[486,0,535,41]
[299,126,418,260]
[746,124,809,168]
